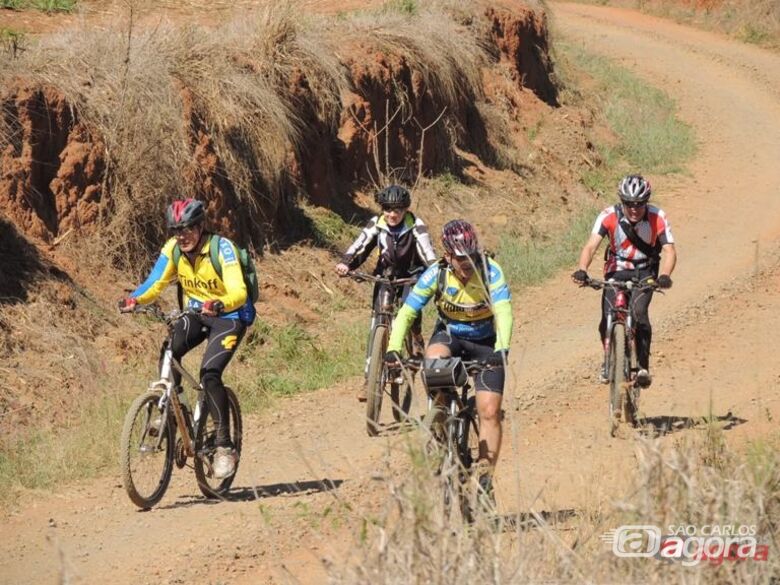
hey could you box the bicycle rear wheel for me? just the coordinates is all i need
[194,387,243,498]
[366,325,388,436]
[390,333,414,423]
[609,324,626,437]
[120,390,175,509]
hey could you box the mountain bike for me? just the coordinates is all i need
[348,270,419,436]
[584,278,661,437]
[395,357,497,522]
[119,305,242,509]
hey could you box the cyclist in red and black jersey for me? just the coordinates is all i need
[572,175,677,387]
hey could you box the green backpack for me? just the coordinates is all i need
[173,234,259,305]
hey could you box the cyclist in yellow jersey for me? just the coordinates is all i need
[386,219,513,495]
[118,199,255,480]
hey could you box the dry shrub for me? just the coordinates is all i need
[336,427,779,584]
[333,4,487,118]
[0,0,349,271]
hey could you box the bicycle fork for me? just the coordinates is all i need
[155,349,200,457]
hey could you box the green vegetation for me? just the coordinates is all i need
[499,208,598,288]
[0,373,137,496]
[302,205,361,250]
[1,0,76,11]
[561,41,696,176]
[384,0,419,15]
[234,317,365,410]
[0,27,25,54]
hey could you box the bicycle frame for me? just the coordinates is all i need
[135,306,206,459]
[153,339,203,458]
[602,287,637,383]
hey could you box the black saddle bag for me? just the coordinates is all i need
[422,357,467,389]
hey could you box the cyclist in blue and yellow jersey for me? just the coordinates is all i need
[385,219,513,495]
[335,185,437,401]
[118,198,255,480]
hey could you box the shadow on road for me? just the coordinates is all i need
[156,478,345,510]
[374,419,418,436]
[495,508,579,532]
[228,478,345,501]
[638,411,746,437]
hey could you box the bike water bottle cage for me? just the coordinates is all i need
[422,357,468,389]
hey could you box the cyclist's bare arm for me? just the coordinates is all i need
[576,233,604,273]
[659,243,676,277]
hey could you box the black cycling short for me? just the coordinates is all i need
[429,322,504,394]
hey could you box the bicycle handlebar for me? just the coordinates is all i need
[346,271,419,287]
[581,278,662,293]
[129,304,200,324]
[395,357,501,374]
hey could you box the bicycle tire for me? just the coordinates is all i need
[194,386,243,499]
[609,324,626,437]
[390,333,414,423]
[365,325,388,436]
[120,390,175,509]
[456,397,480,523]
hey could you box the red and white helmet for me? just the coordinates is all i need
[441,219,479,257]
[166,198,205,229]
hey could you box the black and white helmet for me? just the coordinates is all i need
[375,185,411,209]
[618,175,652,204]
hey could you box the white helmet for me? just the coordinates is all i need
[618,175,652,204]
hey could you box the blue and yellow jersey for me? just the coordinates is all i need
[388,257,513,351]
[131,235,255,322]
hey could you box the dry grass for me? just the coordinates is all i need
[0,0,349,269]
[0,0,492,272]
[335,426,780,583]
[334,4,486,112]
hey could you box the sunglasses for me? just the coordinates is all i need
[622,201,647,209]
[171,225,199,235]
[382,206,406,212]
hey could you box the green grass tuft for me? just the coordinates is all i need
[498,208,598,288]
[383,0,419,15]
[559,42,696,175]
[303,205,361,250]
[1,0,76,11]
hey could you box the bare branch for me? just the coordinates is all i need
[412,107,447,191]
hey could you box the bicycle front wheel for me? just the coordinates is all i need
[194,387,243,499]
[456,398,481,523]
[120,390,175,509]
[366,324,388,436]
[609,324,626,437]
[390,332,414,423]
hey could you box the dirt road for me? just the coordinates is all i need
[3,3,780,584]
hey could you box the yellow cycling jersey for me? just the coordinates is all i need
[388,257,513,351]
[131,236,248,317]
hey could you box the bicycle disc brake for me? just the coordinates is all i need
[175,438,188,468]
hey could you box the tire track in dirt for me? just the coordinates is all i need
[2,4,780,584]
